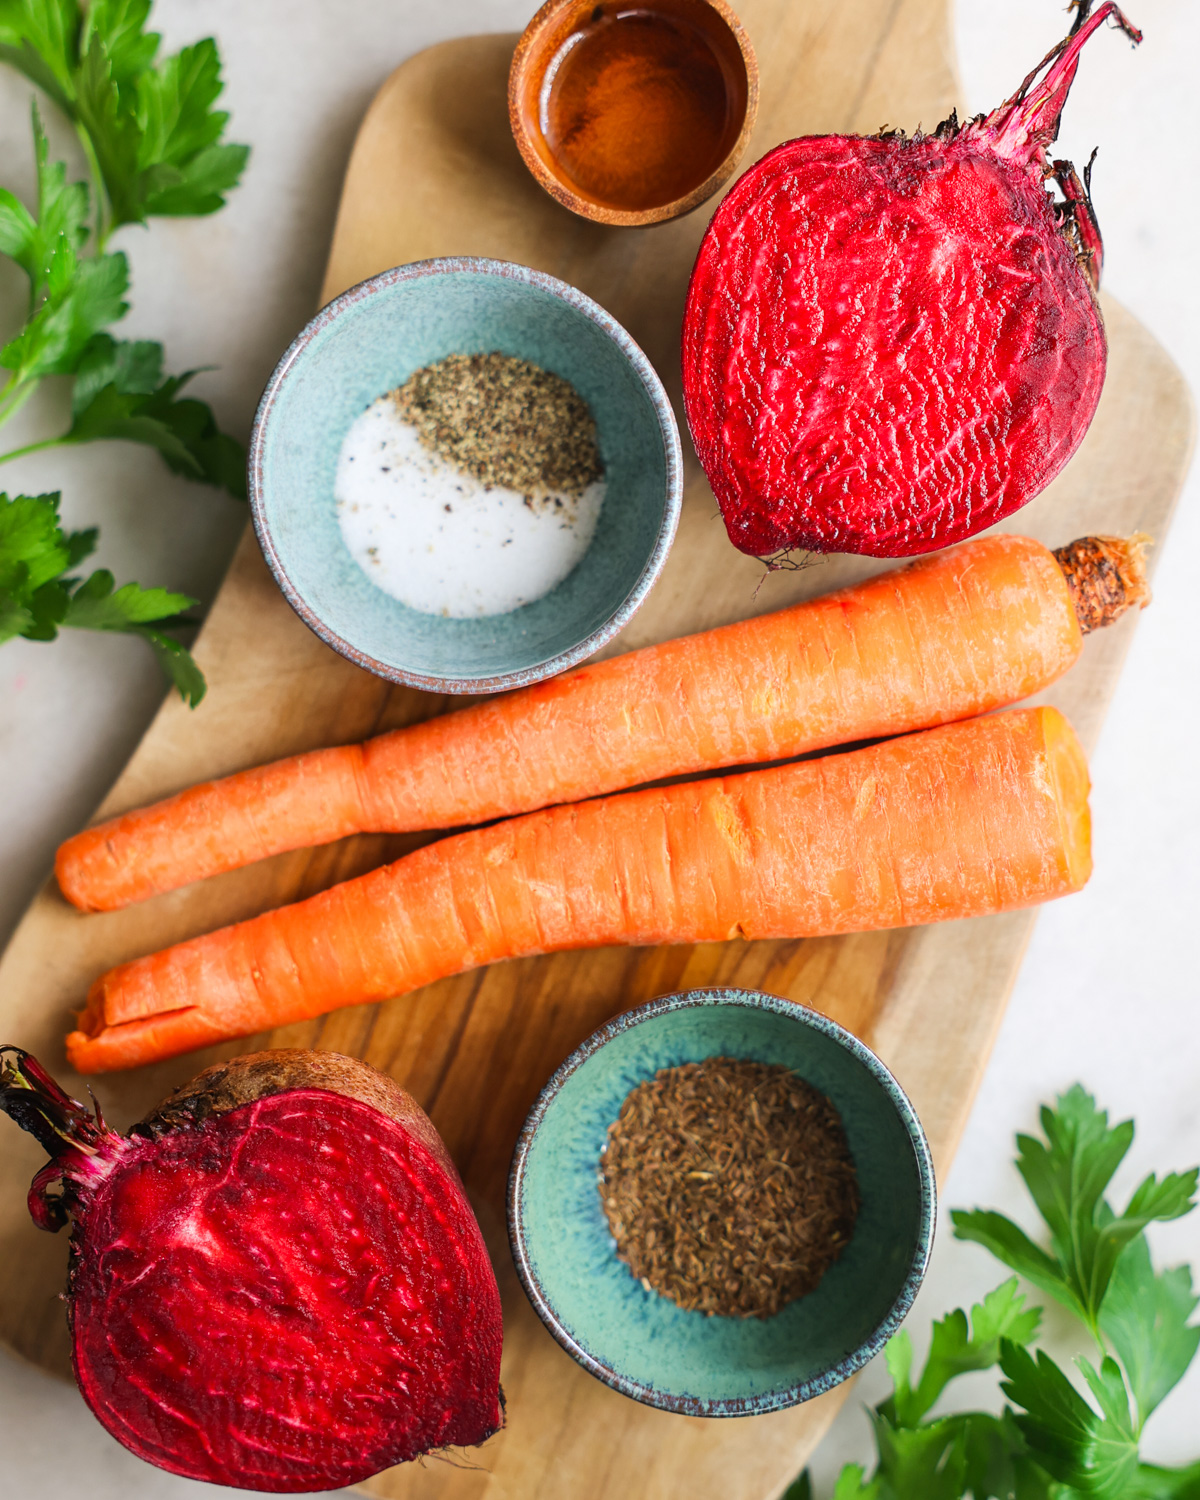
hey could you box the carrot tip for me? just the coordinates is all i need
[1053,532,1153,634]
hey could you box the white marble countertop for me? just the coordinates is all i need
[1,1,1196,1494]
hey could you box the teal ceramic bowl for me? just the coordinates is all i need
[248,257,682,693]
[508,988,935,1415]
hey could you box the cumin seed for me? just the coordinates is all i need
[598,1058,859,1319]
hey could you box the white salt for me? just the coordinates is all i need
[335,396,605,618]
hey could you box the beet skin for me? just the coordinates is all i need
[0,1048,504,1492]
[682,2,1142,560]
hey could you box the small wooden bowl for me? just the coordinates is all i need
[509,0,758,227]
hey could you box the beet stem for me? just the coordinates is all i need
[1053,154,1104,286]
[988,2,1142,165]
[0,1047,124,1230]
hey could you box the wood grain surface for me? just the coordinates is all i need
[0,1,1193,1497]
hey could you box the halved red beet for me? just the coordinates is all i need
[0,1048,503,1492]
[682,1,1142,559]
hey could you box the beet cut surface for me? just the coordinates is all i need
[0,1049,503,1492]
[682,2,1142,559]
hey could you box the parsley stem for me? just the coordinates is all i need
[0,378,39,433]
[75,124,110,250]
[0,433,64,466]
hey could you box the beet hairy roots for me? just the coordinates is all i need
[0,1049,504,1492]
[682,2,1142,560]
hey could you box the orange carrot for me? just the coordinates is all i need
[55,534,1142,915]
[68,706,1091,1074]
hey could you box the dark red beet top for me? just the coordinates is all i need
[682,3,1140,560]
[68,1089,502,1491]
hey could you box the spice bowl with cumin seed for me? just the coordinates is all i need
[250,256,682,694]
[508,988,935,1416]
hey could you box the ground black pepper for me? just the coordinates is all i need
[391,352,603,504]
[599,1058,859,1318]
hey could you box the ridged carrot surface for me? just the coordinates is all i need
[57,533,1082,913]
[68,706,1091,1074]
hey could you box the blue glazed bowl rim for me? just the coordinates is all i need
[247,255,684,696]
[507,986,937,1417]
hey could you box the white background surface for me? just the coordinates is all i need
[0,1,1196,1495]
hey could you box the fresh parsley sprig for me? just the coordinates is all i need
[0,0,249,245]
[790,1087,1200,1500]
[954,1086,1197,1346]
[0,0,249,702]
[0,489,204,702]
[0,104,247,488]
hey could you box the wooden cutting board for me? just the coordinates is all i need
[0,1,1193,1496]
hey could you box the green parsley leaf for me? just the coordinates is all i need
[60,566,205,705]
[0,8,246,495]
[0,487,70,595]
[0,0,247,232]
[125,616,205,703]
[1099,1234,1200,1425]
[0,488,93,639]
[82,0,158,85]
[1079,1168,1198,1329]
[0,0,78,115]
[83,3,245,229]
[954,1088,1198,1330]
[135,37,224,164]
[73,26,140,225]
[0,7,243,694]
[0,490,204,702]
[871,1407,1039,1500]
[870,1410,974,1499]
[21,101,89,294]
[1009,1452,1063,1500]
[782,1473,814,1500]
[809,1090,1200,1500]
[0,183,36,277]
[1077,1355,1137,1438]
[65,341,246,497]
[830,1464,881,1500]
[1000,1342,1140,1499]
[60,564,192,627]
[141,138,248,218]
[0,591,28,639]
[0,240,127,382]
[884,1326,915,1403]
[0,109,123,402]
[971,1281,1045,1348]
[1134,1461,1200,1499]
[951,1209,1079,1321]
[887,1280,1042,1426]
[1018,1088,1133,1250]
[70,329,161,409]
[959,1409,1042,1500]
